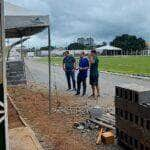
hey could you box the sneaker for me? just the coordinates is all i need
[97,94,100,98]
[82,93,86,96]
[75,92,80,95]
[66,88,71,91]
[71,88,76,91]
[88,94,95,98]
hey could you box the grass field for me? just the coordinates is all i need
[37,56,150,75]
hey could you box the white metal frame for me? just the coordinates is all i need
[0,1,9,149]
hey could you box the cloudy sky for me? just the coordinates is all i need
[6,0,150,47]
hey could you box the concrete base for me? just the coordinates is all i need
[9,127,43,150]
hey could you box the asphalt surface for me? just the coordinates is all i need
[25,58,150,106]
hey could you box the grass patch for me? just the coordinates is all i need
[37,56,150,75]
[99,56,150,75]
[38,57,63,65]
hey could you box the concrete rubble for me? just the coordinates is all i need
[73,106,116,144]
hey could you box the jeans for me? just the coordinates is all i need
[65,70,76,89]
[77,73,87,95]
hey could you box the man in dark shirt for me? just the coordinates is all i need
[63,51,76,90]
[76,52,89,96]
[89,50,100,98]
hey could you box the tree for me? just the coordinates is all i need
[110,34,146,53]
[67,43,86,50]
[102,41,107,46]
[40,46,55,50]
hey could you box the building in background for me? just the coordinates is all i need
[143,42,150,56]
[96,45,122,55]
[143,50,150,56]
[115,84,150,150]
[145,42,150,49]
[27,52,35,58]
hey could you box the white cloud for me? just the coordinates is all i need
[6,0,150,47]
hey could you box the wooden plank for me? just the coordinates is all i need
[96,117,115,126]
[89,119,115,130]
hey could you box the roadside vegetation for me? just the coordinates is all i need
[37,56,150,75]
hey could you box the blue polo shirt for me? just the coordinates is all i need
[78,57,89,79]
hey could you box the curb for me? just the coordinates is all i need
[100,71,150,80]
[54,64,150,81]
[8,95,44,150]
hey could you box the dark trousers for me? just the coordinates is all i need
[77,73,86,94]
[65,70,76,89]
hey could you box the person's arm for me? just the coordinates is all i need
[89,55,95,64]
[73,57,76,70]
[74,61,76,70]
[86,59,90,70]
[62,58,66,71]
[79,67,88,70]
[63,63,66,71]
[81,67,89,70]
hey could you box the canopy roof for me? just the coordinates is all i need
[96,45,122,51]
[5,2,49,38]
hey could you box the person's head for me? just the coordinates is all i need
[63,52,66,56]
[65,50,69,56]
[80,51,86,58]
[90,50,97,56]
[64,50,69,56]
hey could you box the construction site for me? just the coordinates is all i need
[0,1,150,150]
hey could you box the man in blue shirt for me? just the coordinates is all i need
[63,51,76,91]
[76,51,89,96]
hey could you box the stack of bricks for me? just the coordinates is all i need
[115,84,150,150]
[6,60,26,86]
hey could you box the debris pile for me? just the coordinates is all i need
[73,106,116,145]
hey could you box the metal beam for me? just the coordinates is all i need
[48,22,51,114]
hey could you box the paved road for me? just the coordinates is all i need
[25,58,150,106]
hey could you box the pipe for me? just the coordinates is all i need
[48,25,51,114]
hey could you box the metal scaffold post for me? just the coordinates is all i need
[48,23,51,114]
[0,0,9,149]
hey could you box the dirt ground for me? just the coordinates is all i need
[8,99,24,129]
[8,84,122,150]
